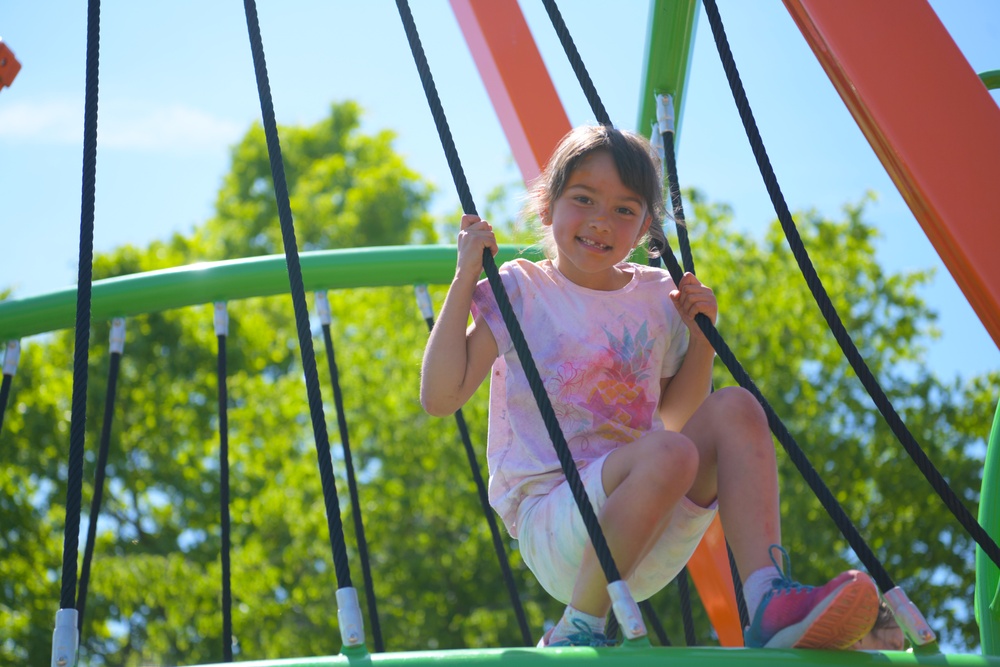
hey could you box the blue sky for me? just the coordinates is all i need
[1,1,998,383]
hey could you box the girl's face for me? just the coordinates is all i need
[543,151,651,291]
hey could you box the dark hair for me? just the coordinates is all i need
[526,125,667,258]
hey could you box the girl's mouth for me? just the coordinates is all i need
[577,236,611,251]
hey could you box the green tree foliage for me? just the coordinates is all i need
[1,102,996,662]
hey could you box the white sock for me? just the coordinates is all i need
[743,566,778,624]
[550,605,605,642]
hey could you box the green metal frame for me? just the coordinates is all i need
[980,70,1000,91]
[636,0,700,142]
[4,1,996,659]
[189,644,1000,666]
[0,245,541,342]
[977,401,1000,654]
[5,244,999,659]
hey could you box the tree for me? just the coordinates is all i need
[1,100,995,662]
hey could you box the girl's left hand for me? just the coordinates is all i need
[669,272,718,335]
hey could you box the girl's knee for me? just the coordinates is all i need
[646,432,699,486]
[710,386,767,428]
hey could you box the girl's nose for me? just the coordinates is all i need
[590,215,610,231]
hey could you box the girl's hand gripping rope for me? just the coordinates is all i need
[670,272,718,342]
[457,214,499,281]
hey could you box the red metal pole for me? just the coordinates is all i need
[449,0,571,184]
[785,0,1000,349]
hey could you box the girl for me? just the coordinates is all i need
[420,125,877,649]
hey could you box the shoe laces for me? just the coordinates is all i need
[766,544,812,596]
[552,618,617,647]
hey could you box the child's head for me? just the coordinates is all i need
[526,125,667,259]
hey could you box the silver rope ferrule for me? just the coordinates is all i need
[3,340,20,376]
[213,302,229,337]
[336,586,366,647]
[315,291,332,326]
[109,318,126,355]
[655,93,675,136]
[885,586,936,646]
[607,580,646,640]
[414,285,434,320]
[50,608,78,667]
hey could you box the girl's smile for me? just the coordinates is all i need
[545,151,652,290]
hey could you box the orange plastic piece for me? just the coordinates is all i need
[0,41,21,90]
[784,0,1000,349]
[686,515,744,646]
[449,0,571,185]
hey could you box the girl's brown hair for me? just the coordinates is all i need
[525,125,668,258]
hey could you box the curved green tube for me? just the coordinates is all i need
[980,70,1000,91]
[193,644,1000,667]
[977,399,1000,654]
[0,245,541,341]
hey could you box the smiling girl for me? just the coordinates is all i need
[420,125,877,649]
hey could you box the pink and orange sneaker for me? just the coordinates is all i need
[744,546,879,649]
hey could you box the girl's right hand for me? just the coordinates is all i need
[456,214,499,280]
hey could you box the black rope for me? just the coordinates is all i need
[419,310,534,647]
[449,401,536,645]
[678,567,697,646]
[77,346,122,634]
[60,0,101,613]
[540,0,611,128]
[0,373,12,435]
[550,0,909,606]
[726,542,750,633]
[217,325,233,661]
[242,0,354,592]
[640,600,671,646]
[661,127,695,276]
[319,319,384,652]
[662,121,750,630]
[395,0,625,596]
[656,235,896,593]
[701,0,1000,572]
[544,1,727,642]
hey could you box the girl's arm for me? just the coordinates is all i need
[658,272,717,431]
[420,215,500,417]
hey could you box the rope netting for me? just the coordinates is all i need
[0,1,989,663]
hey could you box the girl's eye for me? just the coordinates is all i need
[617,207,635,216]
[574,196,592,204]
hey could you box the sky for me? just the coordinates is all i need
[1,0,998,386]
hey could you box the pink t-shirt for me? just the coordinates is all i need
[472,258,689,537]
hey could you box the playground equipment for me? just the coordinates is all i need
[0,38,21,90]
[1,1,999,665]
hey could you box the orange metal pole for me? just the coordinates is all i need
[451,0,742,646]
[686,515,743,646]
[784,0,1000,349]
[449,0,570,184]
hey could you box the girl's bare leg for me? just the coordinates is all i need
[681,386,779,580]
[568,430,699,616]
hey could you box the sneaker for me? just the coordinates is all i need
[744,545,879,650]
[538,619,617,648]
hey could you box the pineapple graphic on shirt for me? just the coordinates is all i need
[585,322,656,442]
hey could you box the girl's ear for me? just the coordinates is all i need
[540,207,552,226]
